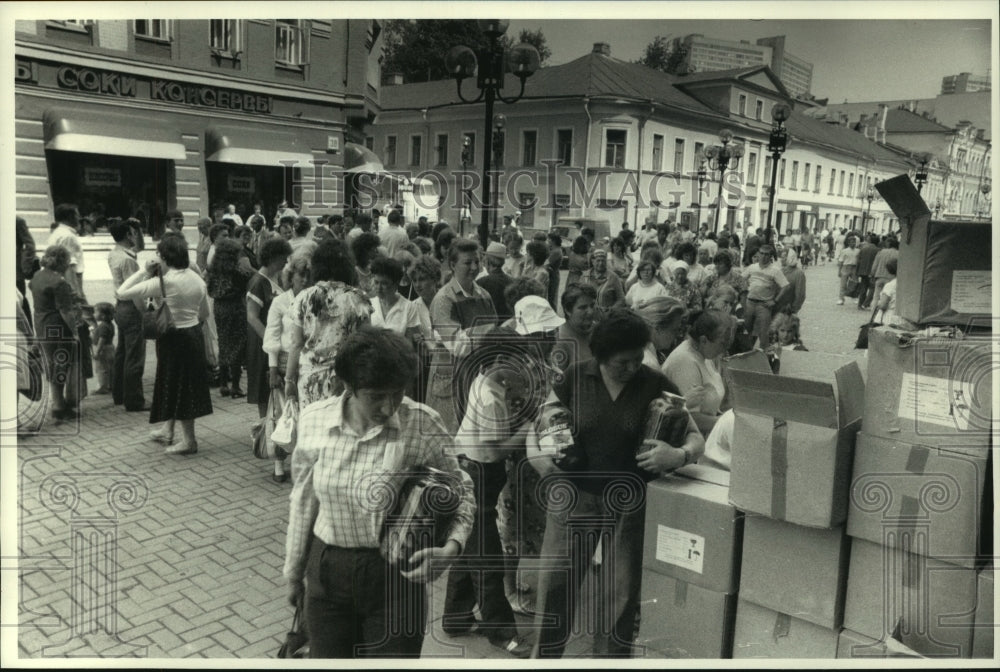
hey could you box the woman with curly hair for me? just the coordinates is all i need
[284,239,372,408]
[246,237,292,413]
[207,237,253,398]
[350,231,381,298]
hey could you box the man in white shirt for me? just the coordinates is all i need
[380,210,410,258]
[46,203,87,299]
[742,245,789,349]
[221,204,243,228]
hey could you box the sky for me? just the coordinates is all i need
[507,18,992,103]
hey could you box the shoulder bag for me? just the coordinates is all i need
[854,304,882,350]
[143,273,175,339]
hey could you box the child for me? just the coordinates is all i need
[766,312,807,373]
[92,302,116,394]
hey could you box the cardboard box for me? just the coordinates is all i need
[972,566,993,658]
[837,628,924,658]
[876,174,993,327]
[728,360,865,528]
[643,464,743,594]
[847,432,989,568]
[638,569,736,658]
[843,538,977,657]
[732,599,839,658]
[739,516,850,629]
[864,326,993,452]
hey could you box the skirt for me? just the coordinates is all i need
[150,325,213,423]
[214,297,247,369]
[245,323,268,405]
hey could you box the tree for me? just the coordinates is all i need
[636,35,692,75]
[382,20,550,84]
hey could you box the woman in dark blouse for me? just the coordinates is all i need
[527,308,704,658]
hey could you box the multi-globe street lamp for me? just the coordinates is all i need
[695,161,708,222]
[445,20,540,248]
[914,152,931,194]
[459,135,472,235]
[491,113,506,233]
[703,130,744,234]
[765,103,792,240]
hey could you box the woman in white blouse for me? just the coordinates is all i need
[262,253,312,482]
[369,256,432,343]
[117,233,212,454]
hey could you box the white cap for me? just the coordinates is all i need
[513,295,565,335]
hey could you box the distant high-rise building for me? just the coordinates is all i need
[669,34,813,99]
[940,72,991,94]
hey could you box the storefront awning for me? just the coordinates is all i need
[43,108,186,160]
[344,142,384,174]
[206,126,314,166]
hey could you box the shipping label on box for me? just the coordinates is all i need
[847,432,988,568]
[843,538,978,658]
[643,465,743,594]
[638,570,736,659]
[728,361,864,528]
[739,516,851,630]
[972,566,994,658]
[864,326,994,451]
[732,599,840,659]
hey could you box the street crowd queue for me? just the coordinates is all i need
[13,202,904,659]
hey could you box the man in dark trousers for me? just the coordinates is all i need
[855,233,880,310]
[545,232,564,310]
[107,219,148,411]
[477,242,516,321]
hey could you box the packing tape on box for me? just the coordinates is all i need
[899,445,929,540]
[773,612,792,642]
[674,579,688,607]
[905,445,930,474]
[770,418,789,521]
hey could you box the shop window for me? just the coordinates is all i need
[275,20,307,68]
[604,129,626,169]
[134,20,170,41]
[522,130,537,167]
[210,19,242,56]
[435,134,449,166]
[517,193,536,227]
[556,129,573,166]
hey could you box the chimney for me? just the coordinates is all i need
[384,72,404,86]
[592,42,610,56]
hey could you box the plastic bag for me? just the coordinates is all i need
[271,398,298,450]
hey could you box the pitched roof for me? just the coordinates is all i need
[380,51,718,115]
[784,109,912,168]
[670,65,767,83]
[884,108,954,134]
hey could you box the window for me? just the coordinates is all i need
[556,129,573,166]
[673,139,685,173]
[804,163,811,190]
[364,136,374,150]
[517,193,536,227]
[134,20,170,40]
[385,136,397,166]
[435,133,449,166]
[493,131,505,165]
[815,165,822,193]
[651,134,664,171]
[791,161,799,190]
[275,19,306,66]
[410,135,422,166]
[779,159,786,187]
[847,173,855,197]
[693,142,705,171]
[738,94,747,116]
[462,132,476,166]
[755,99,764,121]
[521,130,537,167]
[49,20,93,30]
[838,170,845,196]
[210,19,241,54]
[747,152,758,185]
[829,169,836,195]
[764,156,773,184]
[552,194,570,226]
[605,129,627,168]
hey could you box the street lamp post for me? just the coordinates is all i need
[446,20,540,248]
[703,129,744,235]
[914,152,930,194]
[696,162,707,224]
[459,135,472,235]
[861,186,875,235]
[491,113,506,234]
[765,103,791,241]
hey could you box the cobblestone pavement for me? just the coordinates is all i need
[11,256,865,660]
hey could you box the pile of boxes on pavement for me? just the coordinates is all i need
[638,175,994,659]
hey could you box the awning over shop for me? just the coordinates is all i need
[344,142,384,174]
[43,108,186,160]
[206,125,314,166]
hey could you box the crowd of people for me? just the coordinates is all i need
[14,201,906,659]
